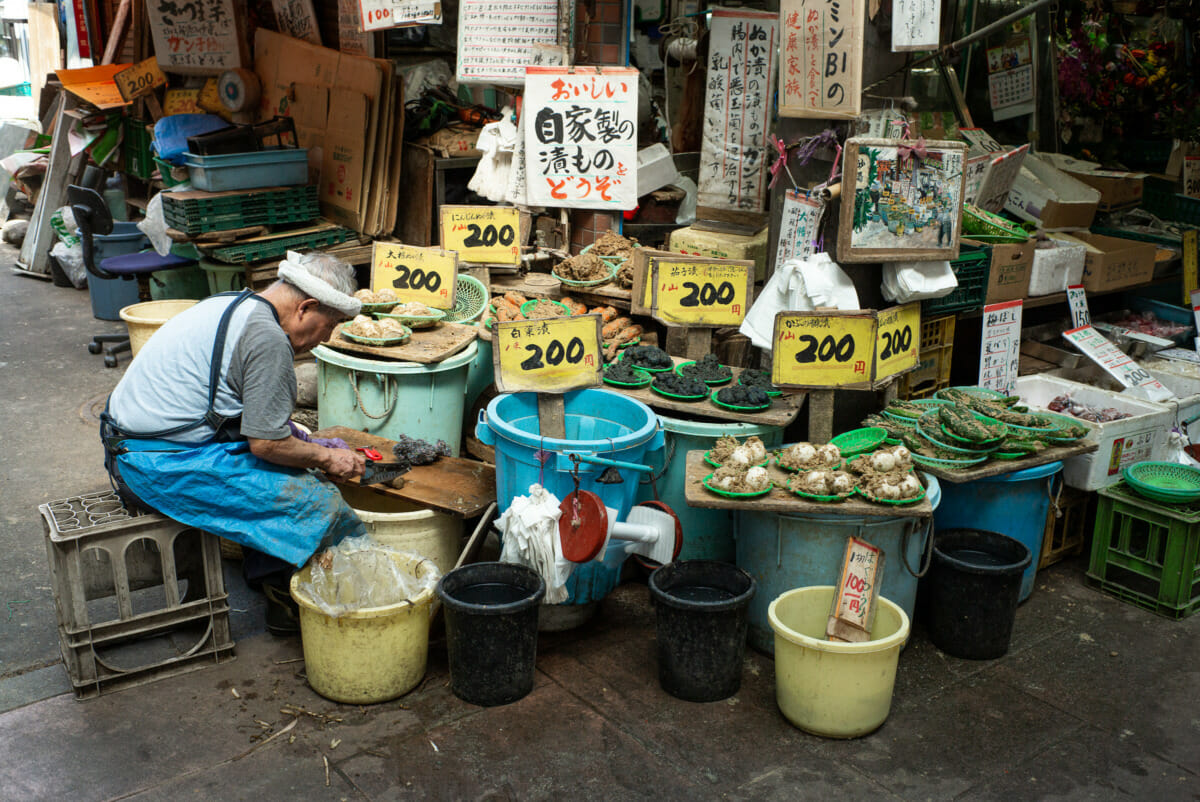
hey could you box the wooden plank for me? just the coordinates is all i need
[321,321,478,364]
[537,393,566,439]
[685,328,712,361]
[18,94,83,276]
[313,427,496,518]
[683,450,933,518]
[100,0,132,64]
[608,355,806,428]
[808,390,836,443]
[917,439,1099,484]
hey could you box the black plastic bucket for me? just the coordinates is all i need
[436,562,546,707]
[925,529,1032,660]
[648,560,756,702]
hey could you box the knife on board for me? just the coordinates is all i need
[360,460,412,486]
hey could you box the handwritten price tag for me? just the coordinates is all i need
[651,260,753,327]
[493,314,603,394]
[371,242,458,309]
[1184,229,1198,307]
[1063,325,1174,401]
[1067,284,1091,328]
[771,311,878,389]
[440,205,521,265]
[874,303,920,380]
[114,58,167,102]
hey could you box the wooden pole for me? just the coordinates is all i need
[808,390,835,444]
[100,0,131,65]
[537,393,566,440]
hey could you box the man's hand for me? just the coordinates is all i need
[248,436,365,480]
[321,448,366,481]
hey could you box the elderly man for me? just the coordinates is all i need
[100,251,368,634]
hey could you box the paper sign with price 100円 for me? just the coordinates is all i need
[771,307,919,389]
[493,314,604,394]
[370,242,458,310]
[649,260,754,328]
[440,205,521,265]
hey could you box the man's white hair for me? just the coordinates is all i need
[275,250,361,317]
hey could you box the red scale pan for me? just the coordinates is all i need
[558,490,683,566]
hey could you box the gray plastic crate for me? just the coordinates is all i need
[41,491,235,699]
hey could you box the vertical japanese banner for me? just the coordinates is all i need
[524,67,639,210]
[697,8,778,213]
[146,0,247,74]
[774,189,822,268]
[891,0,940,52]
[779,0,863,119]
[978,300,1022,396]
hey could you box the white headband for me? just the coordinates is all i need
[277,252,361,318]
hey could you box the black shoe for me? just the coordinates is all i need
[263,583,301,637]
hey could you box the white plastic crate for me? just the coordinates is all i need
[1015,375,1172,490]
[1048,362,1200,436]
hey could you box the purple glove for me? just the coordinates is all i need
[289,420,350,450]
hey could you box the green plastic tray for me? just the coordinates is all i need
[704,450,769,469]
[911,452,988,469]
[650,381,707,401]
[884,399,951,420]
[940,421,1006,447]
[702,473,773,499]
[933,385,1006,402]
[377,308,447,329]
[676,360,733,386]
[830,427,887,457]
[602,367,652,388]
[857,484,927,506]
[553,260,618,287]
[520,299,572,318]
[209,226,355,264]
[710,389,771,412]
[620,351,674,373]
[789,485,856,503]
[1122,462,1200,504]
[340,328,410,347]
[916,415,996,455]
[359,301,398,315]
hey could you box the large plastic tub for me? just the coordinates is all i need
[88,222,149,320]
[149,263,209,300]
[119,300,197,357]
[1016,374,1171,490]
[314,343,478,457]
[477,388,663,606]
[199,259,246,294]
[290,550,439,704]
[339,485,463,576]
[183,149,308,192]
[769,586,909,738]
[636,415,784,562]
[933,461,1062,601]
[735,475,941,654]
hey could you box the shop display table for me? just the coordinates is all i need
[917,439,1099,484]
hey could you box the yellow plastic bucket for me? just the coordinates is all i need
[119,299,197,357]
[768,586,910,738]
[338,485,463,576]
[290,551,439,704]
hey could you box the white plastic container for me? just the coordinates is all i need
[1015,374,1172,490]
[1027,238,1086,296]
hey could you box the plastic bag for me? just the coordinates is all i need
[1167,430,1200,468]
[739,253,859,350]
[50,205,79,247]
[674,176,697,225]
[50,240,87,288]
[293,535,441,618]
[138,191,173,256]
[497,484,571,604]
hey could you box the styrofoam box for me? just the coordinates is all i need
[1027,237,1087,296]
[1016,374,1173,490]
[1048,361,1200,436]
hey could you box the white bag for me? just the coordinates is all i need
[739,253,859,350]
[881,260,958,303]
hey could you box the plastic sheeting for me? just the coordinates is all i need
[294,536,441,618]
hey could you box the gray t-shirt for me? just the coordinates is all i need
[108,294,296,444]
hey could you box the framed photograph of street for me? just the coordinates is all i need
[837,137,968,263]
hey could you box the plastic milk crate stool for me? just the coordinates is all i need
[40,490,235,699]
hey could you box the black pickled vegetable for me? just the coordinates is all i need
[652,372,707,397]
[738,368,779,392]
[680,354,732,382]
[604,361,648,384]
[716,385,770,408]
[623,345,673,370]
[392,435,452,469]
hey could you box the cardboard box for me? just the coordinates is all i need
[963,238,1033,303]
[1058,232,1155,293]
[667,225,769,280]
[423,126,483,158]
[1004,154,1101,230]
[1039,153,1146,211]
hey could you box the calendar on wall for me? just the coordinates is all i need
[986,34,1034,122]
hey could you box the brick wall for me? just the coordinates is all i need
[569,210,620,252]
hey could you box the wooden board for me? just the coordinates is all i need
[491,273,633,311]
[606,356,806,427]
[683,451,933,518]
[917,439,1100,484]
[321,322,478,364]
[313,427,496,518]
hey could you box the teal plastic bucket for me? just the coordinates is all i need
[735,476,942,654]
[932,461,1062,602]
[88,222,148,320]
[476,388,664,605]
[313,342,478,456]
[150,263,209,300]
[464,330,493,413]
[200,259,246,294]
[636,414,784,562]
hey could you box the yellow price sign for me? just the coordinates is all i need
[371,242,458,309]
[771,311,878,389]
[874,303,920,380]
[650,259,754,327]
[440,205,521,265]
[114,57,167,102]
[493,314,604,394]
[1183,229,1198,306]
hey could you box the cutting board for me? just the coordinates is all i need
[314,427,496,518]
[322,322,478,364]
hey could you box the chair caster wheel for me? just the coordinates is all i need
[104,355,118,368]
[88,342,102,354]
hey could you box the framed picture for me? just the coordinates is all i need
[837,137,968,263]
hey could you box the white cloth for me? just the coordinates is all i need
[496,484,571,604]
[277,252,361,317]
[740,253,859,350]
[881,260,958,303]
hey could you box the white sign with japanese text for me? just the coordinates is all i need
[979,300,1022,395]
[457,0,561,85]
[892,0,940,52]
[1067,284,1090,329]
[779,0,863,119]
[774,189,822,268]
[147,0,246,74]
[1063,325,1174,401]
[524,67,638,210]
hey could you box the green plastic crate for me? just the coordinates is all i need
[1088,482,1200,619]
[122,117,154,181]
[921,244,990,316]
[208,226,356,264]
[163,186,320,234]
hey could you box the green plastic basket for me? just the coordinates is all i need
[704,450,769,469]
[702,473,773,499]
[602,367,652,388]
[340,327,411,347]
[520,299,572,318]
[881,411,920,427]
[676,360,733,386]
[830,427,887,457]
[911,452,988,469]
[650,381,707,401]
[377,308,447,329]
[359,301,399,315]
[788,484,856,503]
[552,259,618,287]
[884,399,951,420]
[939,415,1007,447]
[916,415,996,455]
[620,351,674,373]
[933,385,1005,402]
[962,204,1029,241]
[710,388,771,412]
[856,484,927,506]
[1122,462,1200,504]
[446,274,490,324]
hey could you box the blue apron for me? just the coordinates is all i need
[100,290,365,567]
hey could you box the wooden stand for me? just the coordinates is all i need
[537,393,566,439]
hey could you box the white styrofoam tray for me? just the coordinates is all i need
[1016,374,1172,490]
[1027,237,1087,296]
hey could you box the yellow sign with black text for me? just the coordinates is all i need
[371,242,458,309]
[1183,229,1198,306]
[772,312,878,388]
[440,205,521,265]
[114,58,167,102]
[874,303,920,380]
[493,314,604,394]
[650,260,754,327]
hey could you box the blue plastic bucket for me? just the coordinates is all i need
[313,343,478,456]
[636,414,784,562]
[735,476,942,654]
[477,389,663,605]
[88,222,149,320]
[932,461,1062,602]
